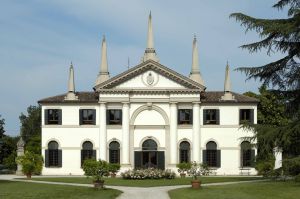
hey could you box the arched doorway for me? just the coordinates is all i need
[134,139,165,170]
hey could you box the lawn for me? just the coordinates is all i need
[0,180,122,199]
[168,181,300,199]
[29,176,261,187]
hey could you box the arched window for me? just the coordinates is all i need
[46,141,61,167]
[81,141,96,166]
[142,139,157,151]
[203,141,221,167]
[109,141,120,164]
[179,141,190,163]
[241,141,254,167]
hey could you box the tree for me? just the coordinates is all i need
[19,105,41,154]
[231,0,300,162]
[16,151,43,178]
[0,115,5,139]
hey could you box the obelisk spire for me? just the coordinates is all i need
[221,62,235,101]
[95,35,110,86]
[142,12,159,62]
[65,62,78,101]
[189,35,204,86]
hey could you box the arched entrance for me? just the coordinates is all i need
[134,139,165,170]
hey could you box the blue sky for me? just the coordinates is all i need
[0,0,286,136]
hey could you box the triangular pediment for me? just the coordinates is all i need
[94,60,206,91]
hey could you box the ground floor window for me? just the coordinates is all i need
[45,141,62,167]
[179,141,190,163]
[109,141,120,164]
[203,141,221,167]
[241,141,255,167]
[81,141,96,166]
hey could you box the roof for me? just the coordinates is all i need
[94,59,206,91]
[201,91,259,103]
[38,91,258,104]
[38,92,98,104]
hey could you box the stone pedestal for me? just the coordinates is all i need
[16,137,25,175]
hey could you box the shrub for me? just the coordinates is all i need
[283,157,300,176]
[255,158,275,177]
[108,163,121,174]
[16,151,43,178]
[121,168,175,180]
[176,162,191,175]
[295,174,300,183]
[82,159,109,182]
[187,162,211,180]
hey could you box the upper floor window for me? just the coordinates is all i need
[239,109,254,124]
[203,109,219,125]
[107,109,122,125]
[80,109,96,125]
[45,109,62,125]
[178,109,193,125]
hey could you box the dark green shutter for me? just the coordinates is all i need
[81,150,84,166]
[239,109,242,125]
[190,109,193,125]
[119,110,122,125]
[202,150,207,164]
[216,150,221,167]
[58,109,62,125]
[106,110,110,125]
[92,150,96,160]
[203,110,207,125]
[79,110,83,125]
[216,110,220,125]
[177,110,180,124]
[58,149,62,167]
[134,151,142,169]
[45,149,49,167]
[157,151,165,170]
[250,149,256,167]
[250,109,254,124]
[92,109,96,125]
[44,109,48,125]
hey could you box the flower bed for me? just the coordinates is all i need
[121,168,176,179]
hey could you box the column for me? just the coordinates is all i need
[122,103,130,165]
[170,102,178,165]
[99,102,107,160]
[192,103,200,162]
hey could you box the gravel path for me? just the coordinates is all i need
[0,175,266,199]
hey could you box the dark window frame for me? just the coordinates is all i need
[206,141,218,167]
[179,141,190,163]
[203,109,219,125]
[178,109,193,125]
[48,141,59,167]
[80,109,96,125]
[239,109,254,124]
[241,141,254,167]
[46,109,61,125]
[109,141,120,164]
[107,109,122,125]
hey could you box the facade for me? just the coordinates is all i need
[39,14,259,175]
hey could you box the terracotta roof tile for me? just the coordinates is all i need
[38,92,98,103]
[201,91,259,103]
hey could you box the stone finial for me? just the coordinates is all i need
[65,62,78,101]
[189,35,205,86]
[17,137,25,149]
[142,12,159,62]
[95,35,110,85]
[221,62,235,101]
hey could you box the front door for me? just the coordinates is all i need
[134,151,165,170]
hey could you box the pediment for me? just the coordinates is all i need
[94,60,205,91]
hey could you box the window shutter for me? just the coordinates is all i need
[119,110,122,125]
[134,151,142,169]
[203,110,207,125]
[240,150,243,167]
[58,109,62,125]
[216,150,221,168]
[239,109,242,125]
[92,150,96,160]
[202,150,207,164]
[177,110,180,124]
[250,109,254,124]
[44,109,48,125]
[157,151,165,170]
[79,110,83,125]
[81,150,84,166]
[106,110,110,125]
[58,149,62,167]
[45,149,49,167]
[216,110,220,125]
[250,149,256,167]
[190,109,193,125]
[92,109,96,125]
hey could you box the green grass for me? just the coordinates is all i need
[169,181,300,199]
[29,176,261,187]
[0,180,122,199]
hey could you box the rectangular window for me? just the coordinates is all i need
[45,109,61,125]
[206,150,217,167]
[80,109,96,125]
[240,109,254,124]
[242,150,252,167]
[49,149,59,166]
[178,109,193,125]
[203,109,219,125]
[107,109,122,125]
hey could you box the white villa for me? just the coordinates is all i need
[39,14,259,176]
